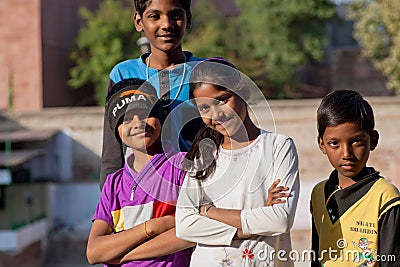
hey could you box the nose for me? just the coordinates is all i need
[130,115,144,129]
[160,15,174,30]
[342,143,354,159]
[209,106,225,121]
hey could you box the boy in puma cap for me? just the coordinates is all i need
[88,78,194,266]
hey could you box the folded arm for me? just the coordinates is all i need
[240,138,299,236]
[119,228,195,262]
[86,215,175,265]
[198,179,294,235]
[175,176,237,246]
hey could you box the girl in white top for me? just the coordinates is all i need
[176,58,300,267]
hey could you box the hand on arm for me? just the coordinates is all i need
[265,179,291,206]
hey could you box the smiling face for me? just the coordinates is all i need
[318,122,379,183]
[134,0,190,54]
[192,83,248,138]
[120,109,162,152]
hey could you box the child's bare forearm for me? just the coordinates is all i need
[201,205,242,229]
[120,228,195,262]
[145,215,175,236]
[87,216,175,265]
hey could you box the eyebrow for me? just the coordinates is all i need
[145,8,185,14]
[324,132,368,141]
[214,92,232,101]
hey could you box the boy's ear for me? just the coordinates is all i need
[318,136,327,154]
[370,130,379,151]
[134,12,143,32]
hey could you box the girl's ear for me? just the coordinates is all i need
[370,130,379,151]
[134,12,143,32]
[318,136,327,155]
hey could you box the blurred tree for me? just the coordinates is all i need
[69,0,139,105]
[184,0,242,62]
[70,0,337,103]
[234,0,336,98]
[348,0,400,94]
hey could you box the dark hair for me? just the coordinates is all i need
[188,57,240,99]
[317,89,375,138]
[183,58,242,180]
[133,0,191,16]
[182,126,224,180]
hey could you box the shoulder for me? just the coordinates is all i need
[111,58,142,71]
[259,130,297,152]
[157,152,187,185]
[260,130,293,144]
[169,151,187,161]
[310,180,328,213]
[102,167,126,194]
[373,177,400,219]
[311,180,328,196]
[109,58,145,82]
[184,51,206,62]
[164,152,186,168]
[373,177,400,199]
[374,177,400,191]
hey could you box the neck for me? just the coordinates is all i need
[338,167,370,188]
[338,177,356,189]
[147,48,185,69]
[131,143,161,172]
[222,117,260,150]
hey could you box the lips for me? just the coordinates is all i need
[214,116,233,126]
[130,127,154,137]
[340,164,357,171]
[159,34,175,38]
[130,131,145,137]
[157,31,179,41]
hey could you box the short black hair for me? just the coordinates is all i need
[317,90,375,138]
[133,0,191,16]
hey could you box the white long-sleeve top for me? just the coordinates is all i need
[176,131,300,267]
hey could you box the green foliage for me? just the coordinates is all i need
[185,0,336,98]
[184,0,242,60]
[347,0,400,94]
[234,0,336,97]
[71,0,336,101]
[69,0,140,105]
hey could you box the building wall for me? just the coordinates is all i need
[41,0,101,107]
[0,0,43,111]
[0,0,102,112]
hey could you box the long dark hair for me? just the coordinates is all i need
[182,125,224,180]
[182,58,241,180]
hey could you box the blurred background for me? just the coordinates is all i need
[0,0,399,266]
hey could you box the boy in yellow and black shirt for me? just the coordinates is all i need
[311,90,400,267]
